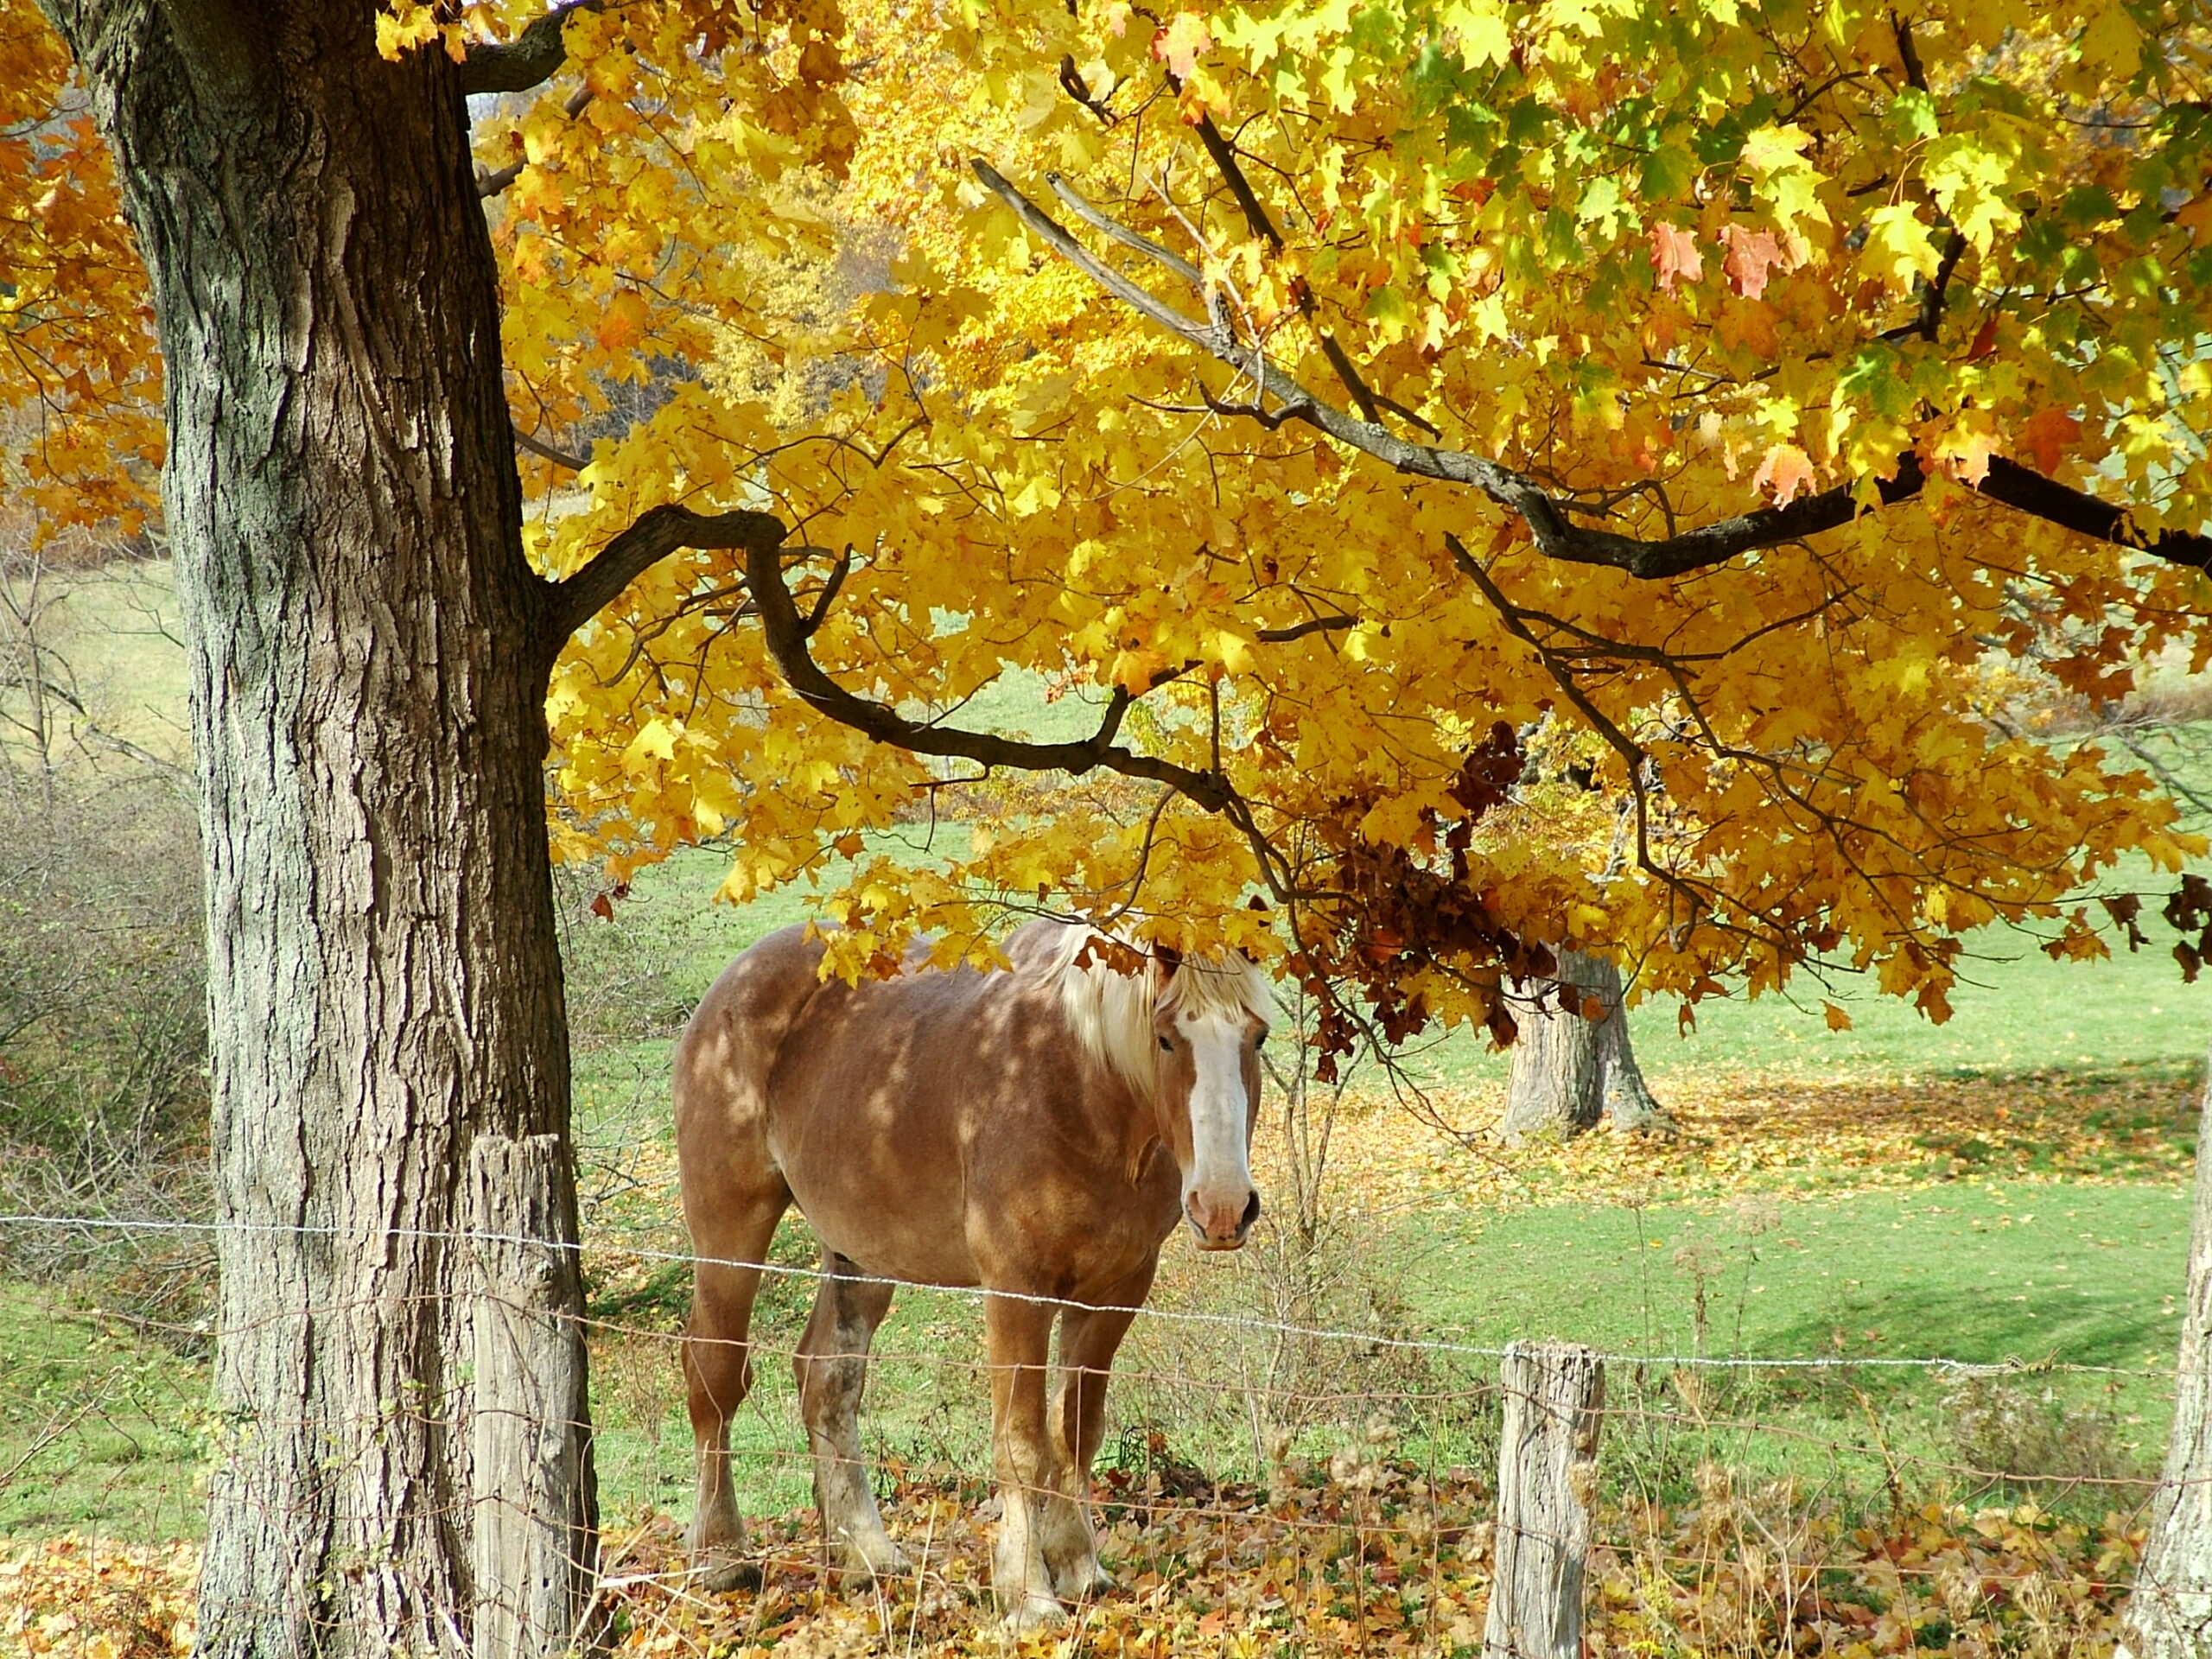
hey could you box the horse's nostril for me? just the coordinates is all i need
[1239,1190,1262,1231]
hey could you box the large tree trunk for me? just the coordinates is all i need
[45,6,596,1655]
[2120,1049,2212,1659]
[1498,948,1669,1143]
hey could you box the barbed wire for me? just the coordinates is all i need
[0,1210,2173,1379]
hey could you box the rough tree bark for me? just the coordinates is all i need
[1497,948,1669,1143]
[38,6,598,1655]
[2119,1048,2212,1659]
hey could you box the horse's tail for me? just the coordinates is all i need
[673,924,827,1196]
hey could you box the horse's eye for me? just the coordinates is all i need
[1254,1031,1268,1050]
[1157,1034,1173,1052]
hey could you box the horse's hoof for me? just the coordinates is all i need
[694,1556,763,1594]
[1048,1555,1114,1601]
[1001,1595,1067,1635]
[839,1540,912,1580]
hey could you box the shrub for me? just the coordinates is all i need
[0,760,212,1342]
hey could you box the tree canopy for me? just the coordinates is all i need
[10,0,2211,1062]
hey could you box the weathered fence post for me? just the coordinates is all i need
[471,1134,600,1658]
[1484,1340,1605,1659]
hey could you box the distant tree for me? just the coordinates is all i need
[1499,950,1669,1143]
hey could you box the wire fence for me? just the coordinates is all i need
[0,1208,2185,1657]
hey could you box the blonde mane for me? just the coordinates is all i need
[1037,923,1278,1096]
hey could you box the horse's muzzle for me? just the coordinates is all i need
[1188,1188,1262,1250]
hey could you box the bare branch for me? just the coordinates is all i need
[803,545,851,638]
[1148,126,1445,441]
[1057,54,1116,124]
[546,502,1241,813]
[1891,10,1929,92]
[461,0,601,96]
[1971,457,2212,569]
[1190,111,1282,249]
[1316,332,1441,438]
[512,426,588,471]
[1255,615,1356,644]
[1046,174,1201,287]
[976,161,2212,578]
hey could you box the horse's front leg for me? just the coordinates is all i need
[984,1291,1069,1631]
[795,1253,906,1579]
[1044,1261,1155,1602]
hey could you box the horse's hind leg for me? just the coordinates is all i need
[1044,1260,1155,1601]
[795,1252,906,1579]
[683,1183,791,1592]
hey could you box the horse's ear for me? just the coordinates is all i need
[1237,945,1259,963]
[1152,943,1184,975]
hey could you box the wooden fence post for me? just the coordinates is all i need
[1484,1340,1605,1659]
[471,1134,600,1658]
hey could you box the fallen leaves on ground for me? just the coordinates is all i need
[0,1478,2145,1658]
[1295,1067,2199,1219]
[577,1462,2139,1657]
[0,1536,194,1657]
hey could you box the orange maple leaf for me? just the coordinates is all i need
[1647,221,1702,293]
[1752,441,1815,506]
[1718,224,1783,299]
[595,288,649,353]
[2018,405,2082,476]
[1940,427,1996,486]
[1152,12,1211,79]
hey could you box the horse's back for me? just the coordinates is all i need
[674,925,831,1206]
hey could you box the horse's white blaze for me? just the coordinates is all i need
[1180,1008,1254,1238]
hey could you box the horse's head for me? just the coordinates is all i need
[1148,953,1272,1251]
[1052,925,1278,1250]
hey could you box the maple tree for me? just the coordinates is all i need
[7,0,2212,1650]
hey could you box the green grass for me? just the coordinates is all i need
[553,832,2205,1533]
[1416,1180,2190,1372]
[0,1286,207,1541]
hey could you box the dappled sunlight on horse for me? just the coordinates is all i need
[671,919,1274,1630]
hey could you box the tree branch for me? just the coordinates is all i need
[1058,54,1116,123]
[1154,124,1445,440]
[1255,615,1356,644]
[475,85,594,197]
[745,535,1235,810]
[1190,110,1282,250]
[460,0,600,96]
[976,161,2212,578]
[1977,458,2211,569]
[543,502,1240,811]
[537,502,785,651]
[512,426,588,471]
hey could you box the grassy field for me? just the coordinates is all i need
[1,566,2204,1571]
[544,821,2203,1549]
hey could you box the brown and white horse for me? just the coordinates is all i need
[673,919,1274,1628]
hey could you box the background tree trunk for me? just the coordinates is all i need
[45,6,596,1654]
[2119,1049,2212,1659]
[1498,949,1669,1143]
